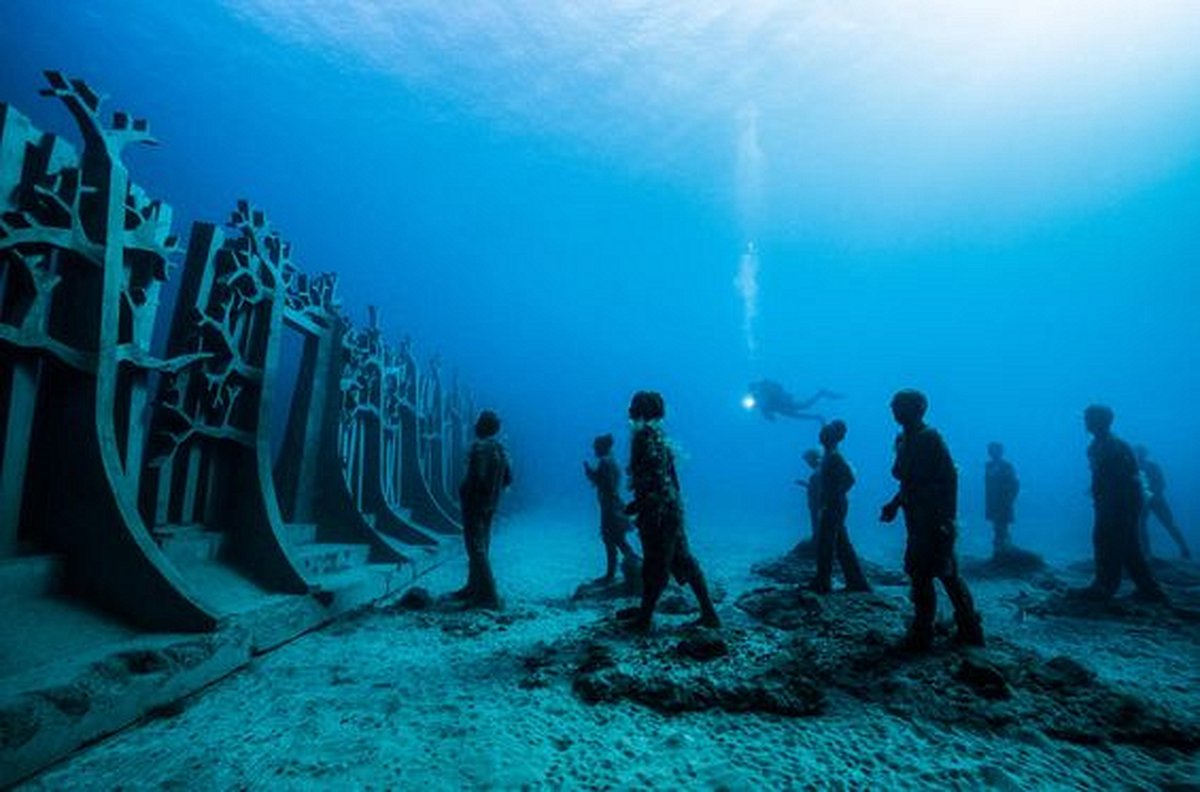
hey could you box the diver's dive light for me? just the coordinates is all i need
[741,394,756,411]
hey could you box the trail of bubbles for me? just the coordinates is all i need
[734,102,765,362]
[734,242,759,359]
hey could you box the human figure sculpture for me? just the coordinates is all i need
[584,433,641,583]
[618,391,720,632]
[1135,445,1191,560]
[984,442,1019,558]
[808,420,871,594]
[453,410,512,609]
[880,390,984,651]
[1075,407,1165,602]
[795,448,822,547]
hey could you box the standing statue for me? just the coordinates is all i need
[583,433,641,584]
[1075,407,1165,602]
[794,448,823,551]
[880,390,984,651]
[984,442,1020,559]
[808,421,871,594]
[618,391,720,632]
[1135,445,1191,560]
[453,410,512,610]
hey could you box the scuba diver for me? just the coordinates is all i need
[745,379,842,424]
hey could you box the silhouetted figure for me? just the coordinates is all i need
[1076,406,1165,602]
[584,433,641,582]
[794,448,822,546]
[618,391,720,632]
[1135,445,1191,560]
[748,379,840,424]
[880,390,984,651]
[808,420,871,594]
[454,410,512,610]
[985,442,1020,558]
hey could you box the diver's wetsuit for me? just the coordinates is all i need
[626,422,717,628]
[985,457,1019,557]
[891,423,982,646]
[1087,435,1163,599]
[458,437,512,608]
[1138,458,1191,560]
[811,449,870,592]
[750,379,832,424]
[585,452,639,579]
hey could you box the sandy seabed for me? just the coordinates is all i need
[19,515,1200,791]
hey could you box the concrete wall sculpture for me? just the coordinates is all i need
[0,69,479,789]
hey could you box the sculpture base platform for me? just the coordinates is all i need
[0,555,435,788]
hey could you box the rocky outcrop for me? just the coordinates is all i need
[521,582,1200,755]
[735,586,1200,752]
[519,621,825,718]
[751,547,908,588]
[961,547,1051,580]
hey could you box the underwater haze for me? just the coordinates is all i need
[3,0,1199,562]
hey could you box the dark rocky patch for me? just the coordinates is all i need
[0,700,40,751]
[1025,588,1200,629]
[961,547,1050,580]
[561,578,730,624]
[1029,655,1095,690]
[1068,558,1200,590]
[1148,557,1200,589]
[955,656,1012,700]
[570,577,639,605]
[570,557,645,603]
[737,586,902,632]
[35,683,91,718]
[522,621,826,718]
[524,572,1200,752]
[116,649,172,675]
[144,698,188,720]
[380,585,546,632]
[518,641,561,689]
[570,651,825,717]
[383,601,541,639]
[752,546,907,588]
[732,584,1200,752]
[657,592,695,615]
[674,633,729,661]
[394,587,434,611]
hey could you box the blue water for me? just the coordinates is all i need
[3,1,1198,561]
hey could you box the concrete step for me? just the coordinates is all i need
[293,542,370,577]
[283,523,317,546]
[0,554,62,599]
[310,563,401,610]
[0,550,434,788]
[154,525,224,565]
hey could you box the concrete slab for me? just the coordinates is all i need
[0,561,412,788]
